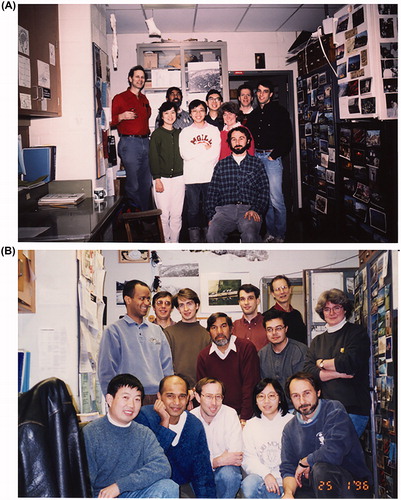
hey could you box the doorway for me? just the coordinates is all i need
[229,71,300,241]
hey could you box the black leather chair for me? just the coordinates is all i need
[18,377,91,497]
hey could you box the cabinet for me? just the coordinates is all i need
[18,4,62,117]
[18,250,36,313]
[137,41,229,127]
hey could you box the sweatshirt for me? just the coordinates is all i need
[179,122,221,184]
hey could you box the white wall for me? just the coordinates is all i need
[18,251,80,402]
[103,249,359,327]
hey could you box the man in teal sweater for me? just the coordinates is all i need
[83,374,178,498]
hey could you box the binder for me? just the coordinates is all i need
[23,146,56,183]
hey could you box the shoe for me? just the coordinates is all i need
[264,234,275,243]
[274,236,285,243]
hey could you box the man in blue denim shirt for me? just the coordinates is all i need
[247,80,293,243]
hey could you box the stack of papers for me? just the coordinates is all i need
[38,193,85,206]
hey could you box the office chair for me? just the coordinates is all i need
[121,209,165,242]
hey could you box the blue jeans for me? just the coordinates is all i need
[185,183,209,228]
[214,465,242,498]
[349,414,369,437]
[119,478,179,498]
[255,152,286,238]
[206,204,262,243]
[118,136,152,210]
[241,473,283,499]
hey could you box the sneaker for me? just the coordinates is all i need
[264,234,275,243]
[274,236,285,243]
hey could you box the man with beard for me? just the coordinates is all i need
[280,372,372,499]
[155,87,192,129]
[205,126,269,243]
[197,313,260,424]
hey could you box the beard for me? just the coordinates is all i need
[213,336,229,347]
[231,144,248,155]
[295,401,319,417]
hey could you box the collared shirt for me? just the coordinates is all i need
[232,312,268,351]
[209,334,237,360]
[97,314,173,395]
[246,100,293,159]
[205,153,269,220]
[170,411,188,446]
[191,404,243,466]
[111,88,151,135]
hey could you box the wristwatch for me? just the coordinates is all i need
[319,360,325,369]
[298,461,309,468]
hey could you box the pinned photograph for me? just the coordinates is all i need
[360,77,372,94]
[370,207,387,233]
[366,130,381,146]
[337,13,349,33]
[361,97,376,114]
[315,194,328,214]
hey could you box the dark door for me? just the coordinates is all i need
[229,71,299,240]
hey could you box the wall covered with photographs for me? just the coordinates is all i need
[335,4,398,120]
[354,251,397,498]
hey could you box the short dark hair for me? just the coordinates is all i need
[257,79,274,93]
[158,101,178,126]
[237,83,254,98]
[166,86,182,99]
[206,89,223,101]
[172,288,200,308]
[253,378,288,418]
[206,312,233,331]
[315,288,354,320]
[262,309,288,328]
[269,275,291,293]
[227,126,252,145]
[152,290,173,308]
[122,280,150,306]
[159,375,190,394]
[195,377,226,397]
[107,373,145,402]
[238,283,260,299]
[285,371,321,399]
[127,65,146,85]
[220,101,241,117]
[189,99,207,113]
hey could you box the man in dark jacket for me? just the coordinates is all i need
[247,80,293,243]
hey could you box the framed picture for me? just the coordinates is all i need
[200,272,249,312]
[118,250,150,263]
[255,53,265,69]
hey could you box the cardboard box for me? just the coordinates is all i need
[144,52,158,69]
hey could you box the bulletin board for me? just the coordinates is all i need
[93,43,111,179]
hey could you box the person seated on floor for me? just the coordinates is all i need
[82,373,178,498]
[206,126,269,243]
[242,378,293,499]
[135,375,217,498]
[191,377,243,498]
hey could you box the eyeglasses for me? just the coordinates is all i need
[208,97,221,102]
[273,285,288,292]
[256,392,278,402]
[201,394,223,402]
[155,300,171,306]
[266,325,286,333]
[323,305,343,313]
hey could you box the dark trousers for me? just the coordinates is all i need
[185,183,209,228]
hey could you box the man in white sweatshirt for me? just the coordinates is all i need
[179,99,221,242]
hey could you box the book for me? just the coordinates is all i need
[38,193,85,206]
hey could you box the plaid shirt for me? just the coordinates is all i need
[205,153,269,220]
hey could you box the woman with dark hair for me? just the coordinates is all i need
[241,378,293,498]
[219,101,255,160]
[149,101,184,242]
[303,288,371,437]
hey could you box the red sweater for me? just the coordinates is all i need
[111,89,151,135]
[196,337,260,420]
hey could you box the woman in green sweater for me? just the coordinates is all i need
[149,101,184,242]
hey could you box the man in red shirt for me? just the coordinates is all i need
[232,284,268,351]
[111,65,152,210]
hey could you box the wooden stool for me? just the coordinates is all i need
[121,209,165,242]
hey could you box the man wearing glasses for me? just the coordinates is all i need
[191,377,243,498]
[151,291,176,329]
[259,310,307,410]
[205,89,224,130]
[268,275,307,344]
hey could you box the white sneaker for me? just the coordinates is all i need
[274,236,285,243]
[264,234,275,243]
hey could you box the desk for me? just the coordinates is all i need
[19,196,124,242]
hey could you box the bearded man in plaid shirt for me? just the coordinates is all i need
[206,126,269,243]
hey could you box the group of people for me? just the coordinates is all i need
[111,65,293,243]
[84,276,373,498]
